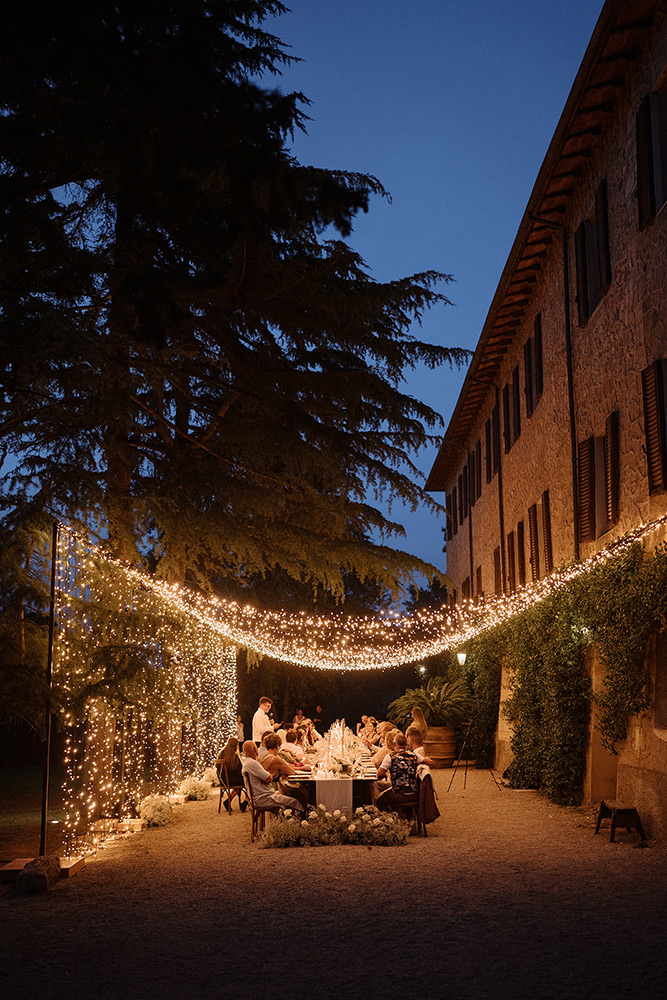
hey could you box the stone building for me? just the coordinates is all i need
[427,0,667,833]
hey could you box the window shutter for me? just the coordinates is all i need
[468,452,476,509]
[541,490,553,574]
[574,223,589,324]
[642,360,667,494]
[502,383,511,453]
[458,474,464,523]
[446,492,453,542]
[512,365,521,442]
[577,436,596,541]
[485,419,492,482]
[462,465,469,519]
[493,546,502,595]
[603,410,619,529]
[653,90,667,212]
[534,314,543,399]
[476,565,483,598]
[637,96,655,227]
[451,485,458,535]
[492,403,501,472]
[475,439,482,499]
[595,179,612,291]
[524,338,534,417]
[528,504,540,581]
[517,520,526,586]
[507,530,516,593]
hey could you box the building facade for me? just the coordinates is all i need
[427,0,667,833]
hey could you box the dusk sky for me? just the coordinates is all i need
[267,0,605,576]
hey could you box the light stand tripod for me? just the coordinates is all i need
[446,718,502,792]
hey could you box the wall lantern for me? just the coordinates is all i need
[456,651,467,666]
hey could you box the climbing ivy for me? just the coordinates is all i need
[458,541,667,805]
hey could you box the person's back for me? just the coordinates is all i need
[389,748,419,795]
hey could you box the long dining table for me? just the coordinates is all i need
[284,749,380,813]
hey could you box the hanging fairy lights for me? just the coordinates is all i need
[58,512,667,673]
[54,527,238,856]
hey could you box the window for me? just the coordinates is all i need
[517,520,526,586]
[451,485,458,536]
[462,577,471,600]
[503,367,521,452]
[462,464,469,519]
[642,359,667,494]
[485,418,492,483]
[476,565,483,599]
[524,314,544,417]
[446,492,453,543]
[575,180,611,323]
[527,491,553,581]
[507,530,516,593]
[474,439,482,500]
[637,86,667,227]
[493,546,502,595]
[577,413,620,540]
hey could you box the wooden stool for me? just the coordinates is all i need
[594,799,647,843]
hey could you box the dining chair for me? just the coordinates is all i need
[243,775,279,842]
[218,762,245,814]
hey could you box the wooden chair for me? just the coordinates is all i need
[217,762,246,814]
[595,799,647,843]
[244,775,279,842]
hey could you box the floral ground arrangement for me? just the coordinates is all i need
[260,803,411,848]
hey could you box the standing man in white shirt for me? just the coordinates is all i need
[252,696,282,744]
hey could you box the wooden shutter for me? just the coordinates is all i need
[542,490,553,574]
[574,222,589,324]
[458,474,464,523]
[446,492,453,542]
[595,180,611,292]
[451,485,458,535]
[502,383,511,453]
[517,520,526,586]
[653,90,667,211]
[485,419,492,482]
[468,452,476,509]
[475,439,482,499]
[637,96,655,227]
[603,410,619,529]
[534,314,543,399]
[642,360,667,494]
[524,338,534,417]
[507,530,516,593]
[462,577,470,600]
[493,546,502,595]
[492,403,501,472]
[512,365,521,442]
[476,565,483,598]
[528,503,540,581]
[577,436,596,541]
[462,465,469,519]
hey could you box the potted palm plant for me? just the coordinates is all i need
[387,676,474,767]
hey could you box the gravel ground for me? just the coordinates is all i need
[2,768,666,1000]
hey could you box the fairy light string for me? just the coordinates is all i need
[58,513,667,673]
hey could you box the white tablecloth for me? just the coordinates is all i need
[314,776,353,813]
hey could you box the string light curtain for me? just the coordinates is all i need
[55,527,237,855]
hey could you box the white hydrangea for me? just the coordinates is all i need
[333,809,341,818]
[301,820,309,828]
[348,824,357,833]
[372,817,382,826]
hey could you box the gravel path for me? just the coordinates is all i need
[2,769,666,1000]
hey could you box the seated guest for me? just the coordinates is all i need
[257,730,272,759]
[260,734,309,809]
[405,724,434,765]
[241,741,305,814]
[216,737,248,813]
[292,708,308,727]
[372,727,401,768]
[375,733,421,816]
[361,716,381,748]
[307,719,323,742]
[356,714,369,736]
[282,730,306,761]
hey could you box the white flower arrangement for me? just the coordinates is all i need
[178,776,211,801]
[260,804,410,848]
[138,794,174,827]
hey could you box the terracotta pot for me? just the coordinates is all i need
[423,726,457,768]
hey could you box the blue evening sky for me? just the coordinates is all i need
[267,0,605,575]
